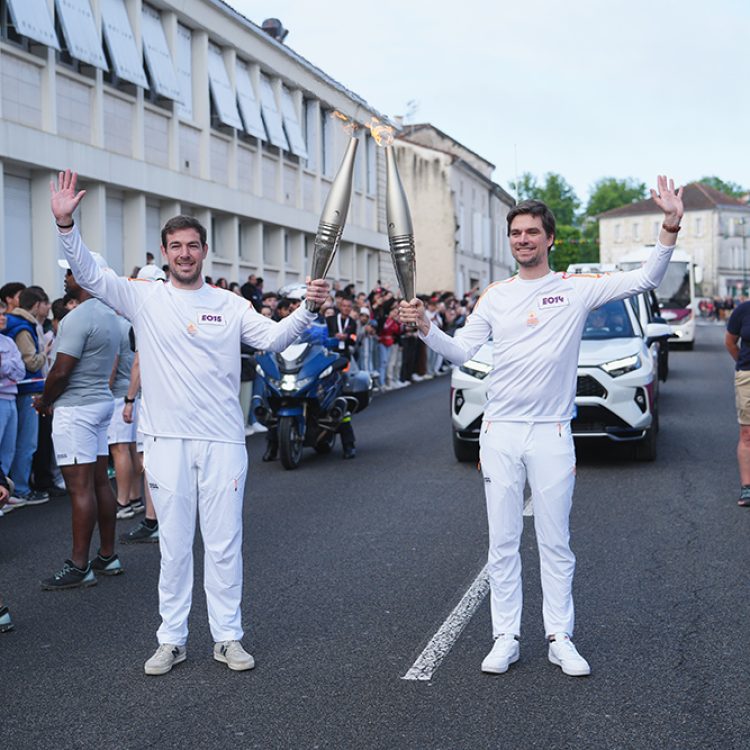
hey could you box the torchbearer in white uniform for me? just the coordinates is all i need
[400,176,684,677]
[50,170,329,675]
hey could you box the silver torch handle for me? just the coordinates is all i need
[306,137,359,312]
[385,146,417,330]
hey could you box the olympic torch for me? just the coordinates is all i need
[385,145,417,328]
[306,137,359,311]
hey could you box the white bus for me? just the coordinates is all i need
[617,248,696,349]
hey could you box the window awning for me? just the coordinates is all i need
[141,5,180,100]
[175,24,193,120]
[54,0,108,71]
[100,0,148,87]
[207,43,242,129]
[281,87,307,159]
[6,0,59,49]
[235,61,266,141]
[259,75,289,150]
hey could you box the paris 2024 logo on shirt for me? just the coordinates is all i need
[537,294,569,310]
[196,310,226,326]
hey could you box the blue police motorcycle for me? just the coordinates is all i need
[252,323,372,470]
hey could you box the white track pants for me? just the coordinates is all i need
[143,436,248,646]
[479,421,577,638]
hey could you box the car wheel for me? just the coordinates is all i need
[452,431,479,463]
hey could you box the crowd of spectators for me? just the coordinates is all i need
[230,272,481,391]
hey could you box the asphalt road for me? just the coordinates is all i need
[2,322,748,750]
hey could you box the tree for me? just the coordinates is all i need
[509,172,539,201]
[695,176,747,199]
[585,177,648,218]
[509,172,580,226]
[549,225,598,271]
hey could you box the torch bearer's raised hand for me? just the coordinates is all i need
[398,298,429,335]
[305,276,330,310]
[50,169,86,230]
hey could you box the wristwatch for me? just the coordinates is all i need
[124,396,136,404]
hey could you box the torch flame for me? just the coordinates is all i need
[366,116,395,148]
[331,110,358,136]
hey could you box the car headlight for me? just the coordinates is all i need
[600,354,641,377]
[459,359,492,380]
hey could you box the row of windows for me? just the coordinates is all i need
[0,0,379,191]
[2,170,382,288]
[612,217,707,242]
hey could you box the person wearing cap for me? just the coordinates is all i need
[400,176,684,677]
[50,169,329,676]
[35,251,122,589]
[135,264,166,283]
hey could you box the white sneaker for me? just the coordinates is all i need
[144,643,187,675]
[548,633,590,676]
[213,640,255,671]
[4,496,27,513]
[481,634,520,674]
[244,423,256,436]
[116,503,135,520]
[253,423,268,433]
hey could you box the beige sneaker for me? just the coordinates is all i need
[213,640,255,671]
[144,644,186,675]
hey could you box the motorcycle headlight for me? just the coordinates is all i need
[280,374,297,392]
[600,354,641,377]
[319,365,333,379]
[459,359,492,380]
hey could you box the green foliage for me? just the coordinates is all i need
[695,176,747,199]
[585,177,648,217]
[510,172,580,226]
[549,224,599,271]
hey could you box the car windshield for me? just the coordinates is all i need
[582,300,635,340]
[620,260,690,309]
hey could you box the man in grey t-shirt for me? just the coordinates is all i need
[35,253,122,590]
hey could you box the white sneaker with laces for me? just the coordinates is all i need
[213,640,255,671]
[144,643,186,675]
[548,632,590,676]
[481,634,520,674]
[116,503,135,520]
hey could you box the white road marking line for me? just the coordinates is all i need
[402,564,489,681]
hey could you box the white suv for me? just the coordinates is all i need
[449,295,671,463]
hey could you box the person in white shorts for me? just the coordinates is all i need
[119,263,167,543]
[400,176,684,677]
[35,252,122,590]
[51,169,329,675]
[109,314,144,520]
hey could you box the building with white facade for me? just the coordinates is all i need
[598,183,750,297]
[0,0,397,297]
[394,124,515,297]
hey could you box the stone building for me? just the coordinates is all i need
[394,123,515,297]
[0,0,397,295]
[598,183,750,296]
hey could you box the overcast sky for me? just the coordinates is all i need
[227,0,747,206]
